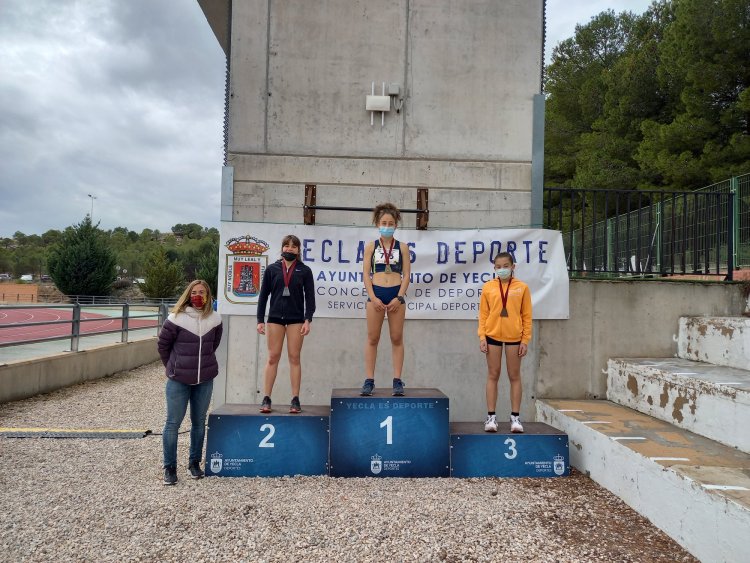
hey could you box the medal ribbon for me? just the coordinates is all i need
[380,237,395,271]
[282,259,296,289]
[498,276,512,315]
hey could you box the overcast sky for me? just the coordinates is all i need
[0,0,653,239]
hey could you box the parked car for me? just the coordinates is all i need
[0,273,11,281]
[40,274,52,282]
[20,274,33,282]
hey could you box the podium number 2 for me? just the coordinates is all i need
[259,423,275,448]
[380,416,393,445]
[504,438,517,459]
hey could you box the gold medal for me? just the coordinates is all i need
[385,265,392,274]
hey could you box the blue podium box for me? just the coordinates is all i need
[204,404,330,477]
[329,388,450,478]
[450,422,569,478]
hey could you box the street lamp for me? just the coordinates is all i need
[87,194,97,221]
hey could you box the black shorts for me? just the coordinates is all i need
[486,336,521,347]
[266,317,305,326]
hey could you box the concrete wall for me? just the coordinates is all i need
[224,0,544,230]
[536,280,745,402]
[0,338,160,403]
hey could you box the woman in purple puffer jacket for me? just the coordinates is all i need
[157,279,223,485]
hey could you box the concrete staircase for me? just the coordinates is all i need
[537,316,750,563]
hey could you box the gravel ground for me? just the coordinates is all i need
[0,363,697,562]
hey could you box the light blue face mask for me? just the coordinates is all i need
[495,267,512,280]
[379,227,395,237]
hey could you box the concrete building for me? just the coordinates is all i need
[197,0,551,420]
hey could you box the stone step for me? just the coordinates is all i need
[678,316,750,370]
[536,399,750,563]
[607,357,750,453]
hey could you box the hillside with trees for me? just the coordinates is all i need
[545,0,750,190]
[0,220,219,298]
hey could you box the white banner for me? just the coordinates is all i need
[219,222,569,320]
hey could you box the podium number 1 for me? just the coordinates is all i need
[259,423,275,448]
[380,416,393,445]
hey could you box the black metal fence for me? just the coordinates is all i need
[543,188,734,279]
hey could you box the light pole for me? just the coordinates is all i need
[87,194,97,221]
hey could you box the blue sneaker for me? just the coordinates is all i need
[360,379,375,396]
[392,378,405,396]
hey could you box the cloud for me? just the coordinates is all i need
[0,0,225,237]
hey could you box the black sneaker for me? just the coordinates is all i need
[163,466,177,486]
[260,395,272,413]
[360,378,375,396]
[392,378,405,396]
[289,396,301,414]
[187,460,204,479]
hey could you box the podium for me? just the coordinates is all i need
[203,389,569,478]
[204,404,329,477]
[329,388,450,477]
[450,422,570,478]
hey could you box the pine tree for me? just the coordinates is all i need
[47,216,117,296]
[195,240,219,298]
[141,248,183,299]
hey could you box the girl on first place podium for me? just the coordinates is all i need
[477,252,532,434]
[361,203,411,397]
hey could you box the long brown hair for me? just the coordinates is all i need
[172,279,213,318]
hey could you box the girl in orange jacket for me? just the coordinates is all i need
[477,252,532,433]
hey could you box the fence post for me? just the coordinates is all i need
[121,303,129,343]
[730,176,739,275]
[727,190,735,281]
[158,303,169,331]
[70,303,80,352]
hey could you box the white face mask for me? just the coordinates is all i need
[495,267,512,280]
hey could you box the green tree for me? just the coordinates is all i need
[636,0,750,187]
[545,10,638,186]
[195,240,219,297]
[47,216,117,295]
[141,248,183,299]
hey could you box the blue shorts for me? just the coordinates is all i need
[369,284,400,303]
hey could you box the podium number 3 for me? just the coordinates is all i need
[259,423,275,448]
[380,416,393,445]
[504,438,517,459]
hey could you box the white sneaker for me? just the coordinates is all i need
[484,414,498,432]
[510,415,524,433]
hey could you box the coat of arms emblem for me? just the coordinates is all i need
[224,235,270,304]
[553,453,566,476]
[210,452,223,474]
[370,454,383,475]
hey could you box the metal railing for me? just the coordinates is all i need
[543,188,734,279]
[696,173,750,269]
[0,303,171,352]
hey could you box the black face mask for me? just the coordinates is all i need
[281,251,297,261]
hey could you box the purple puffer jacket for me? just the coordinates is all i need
[157,307,223,385]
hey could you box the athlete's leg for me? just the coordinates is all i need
[485,343,503,412]
[285,323,305,397]
[263,323,286,396]
[365,302,386,379]
[504,345,522,413]
[386,304,406,378]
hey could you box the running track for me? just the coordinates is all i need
[0,308,158,344]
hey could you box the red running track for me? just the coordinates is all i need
[0,308,158,344]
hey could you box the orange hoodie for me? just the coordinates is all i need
[478,276,532,344]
